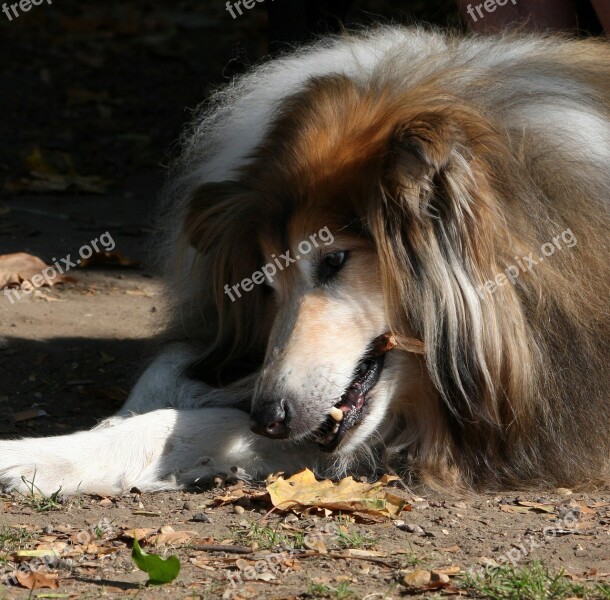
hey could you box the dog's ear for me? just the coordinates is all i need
[183,181,253,251]
[376,110,536,437]
[180,180,269,381]
[383,112,466,217]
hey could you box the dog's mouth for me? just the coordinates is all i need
[314,352,386,452]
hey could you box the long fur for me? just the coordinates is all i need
[1,27,608,496]
[165,27,610,491]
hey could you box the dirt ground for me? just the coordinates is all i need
[0,1,608,598]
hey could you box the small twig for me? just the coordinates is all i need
[287,551,396,569]
[190,544,253,554]
[373,332,425,356]
[394,334,426,355]
[329,552,396,569]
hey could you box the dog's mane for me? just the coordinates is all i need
[159,27,610,491]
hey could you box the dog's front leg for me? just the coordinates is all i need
[115,343,251,417]
[0,408,321,496]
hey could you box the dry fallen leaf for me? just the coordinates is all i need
[345,549,387,558]
[435,565,461,576]
[123,528,156,541]
[500,501,555,514]
[15,571,59,590]
[403,569,431,588]
[517,501,556,513]
[0,253,63,289]
[402,569,453,591]
[266,469,407,518]
[147,530,197,547]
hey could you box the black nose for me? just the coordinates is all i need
[250,399,290,439]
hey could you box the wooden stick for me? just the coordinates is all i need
[373,333,425,356]
[190,544,253,554]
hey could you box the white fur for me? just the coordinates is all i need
[0,345,319,495]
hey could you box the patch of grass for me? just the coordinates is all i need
[233,522,305,550]
[333,526,377,550]
[400,540,424,567]
[0,525,36,571]
[0,526,35,554]
[14,473,62,512]
[460,561,610,600]
[306,580,356,599]
[593,584,610,600]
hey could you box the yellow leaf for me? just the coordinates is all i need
[266,468,407,518]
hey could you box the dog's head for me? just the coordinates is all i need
[183,75,536,458]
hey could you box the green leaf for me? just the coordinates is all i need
[131,537,180,585]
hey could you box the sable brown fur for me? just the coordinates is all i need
[166,28,610,491]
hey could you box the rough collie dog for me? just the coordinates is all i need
[1,28,609,496]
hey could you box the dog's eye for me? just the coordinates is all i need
[318,251,348,283]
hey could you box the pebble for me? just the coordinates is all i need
[452,501,468,510]
[183,500,196,511]
[574,544,586,557]
[191,513,211,523]
[396,522,426,535]
[556,488,573,496]
[233,505,245,515]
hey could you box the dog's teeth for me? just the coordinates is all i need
[329,407,344,422]
[332,423,340,434]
